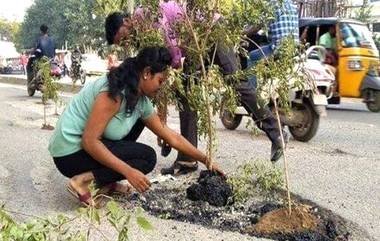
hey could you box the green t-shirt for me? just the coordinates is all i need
[319,32,336,50]
[48,75,154,157]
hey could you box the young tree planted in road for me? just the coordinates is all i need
[37,57,60,130]
[133,0,302,214]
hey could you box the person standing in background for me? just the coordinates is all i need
[20,52,28,75]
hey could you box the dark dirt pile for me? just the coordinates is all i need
[123,176,369,241]
[186,170,232,207]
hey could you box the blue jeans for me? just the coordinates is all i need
[247,44,274,88]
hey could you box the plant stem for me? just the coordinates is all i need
[3,208,43,220]
[83,218,111,241]
[273,99,292,216]
[184,8,214,168]
[43,103,47,126]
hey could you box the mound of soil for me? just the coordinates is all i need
[247,206,318,235]
[252,206,318,234]
[186,170,232,207]
[124,176,370,241]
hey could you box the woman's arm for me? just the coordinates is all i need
[143,113,224,175]
[82,92,150,192]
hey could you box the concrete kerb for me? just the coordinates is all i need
[0,75,82,94]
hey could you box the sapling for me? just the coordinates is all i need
[0,184,152,241]
[36,57,60,130]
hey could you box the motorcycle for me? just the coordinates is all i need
[26,49,62,96]
[70,50,86,85]
[220,46,335,142]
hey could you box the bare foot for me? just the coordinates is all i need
[69,176,90,196]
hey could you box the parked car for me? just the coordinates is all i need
[81,54,108,76]
[0,57,24,74]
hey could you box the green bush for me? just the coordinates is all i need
[227,161,284,204]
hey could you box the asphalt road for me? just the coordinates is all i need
[0,83,379,240]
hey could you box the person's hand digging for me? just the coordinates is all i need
[125,168,151,193]
[204,157,226,177]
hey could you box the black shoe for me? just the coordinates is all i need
[160,161,198,176]
[160,142,172,157]
[270,132,290,163]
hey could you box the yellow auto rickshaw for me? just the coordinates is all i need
[300,18,380,112]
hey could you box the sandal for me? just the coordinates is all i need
[160,161,198,176]
[67,184,93,207]
[157,138,172,157]
[67,183,108,208]
[106,182,132,195]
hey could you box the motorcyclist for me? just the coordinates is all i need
[70,47,82,76]
[27,25,56,83]
[36,24,55,59]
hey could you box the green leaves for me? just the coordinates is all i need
[36,56,61,127]
[136,217,153,231]
[118,226,129,241]
[135,208,153,231]
[0,18,20,42]
[16,0,105,51]
[38,57,60,105]
[353,0,373,24]
[227,161,284,204]
[1,201,152,241]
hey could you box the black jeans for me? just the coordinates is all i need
[53,120,156,187]
[214,44,281,144]
[236,81,281,143]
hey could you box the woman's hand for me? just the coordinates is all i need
[205,158,226,177]
[211,163,226,177]
[125,168,151,193]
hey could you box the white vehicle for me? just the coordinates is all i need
[81,54,108,76]
[220,46,335,142]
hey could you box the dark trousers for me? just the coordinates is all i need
[214,43,281,144]
[53,120,156,187]
[236,81,281,143]
[172,80,280,162]
[176,92,198,162]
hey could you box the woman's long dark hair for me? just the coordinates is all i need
[107,46,172,115]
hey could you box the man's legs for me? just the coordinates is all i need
[161,91,198,175]
[247,44,273,88]
[236,81,288,162]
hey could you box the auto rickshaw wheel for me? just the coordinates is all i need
[366,90,380,113]
[288,101,320,142]
[220,99,243,130]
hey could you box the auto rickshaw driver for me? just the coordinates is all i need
[319,25,337,74]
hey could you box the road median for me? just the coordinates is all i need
[0,74,82,93]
